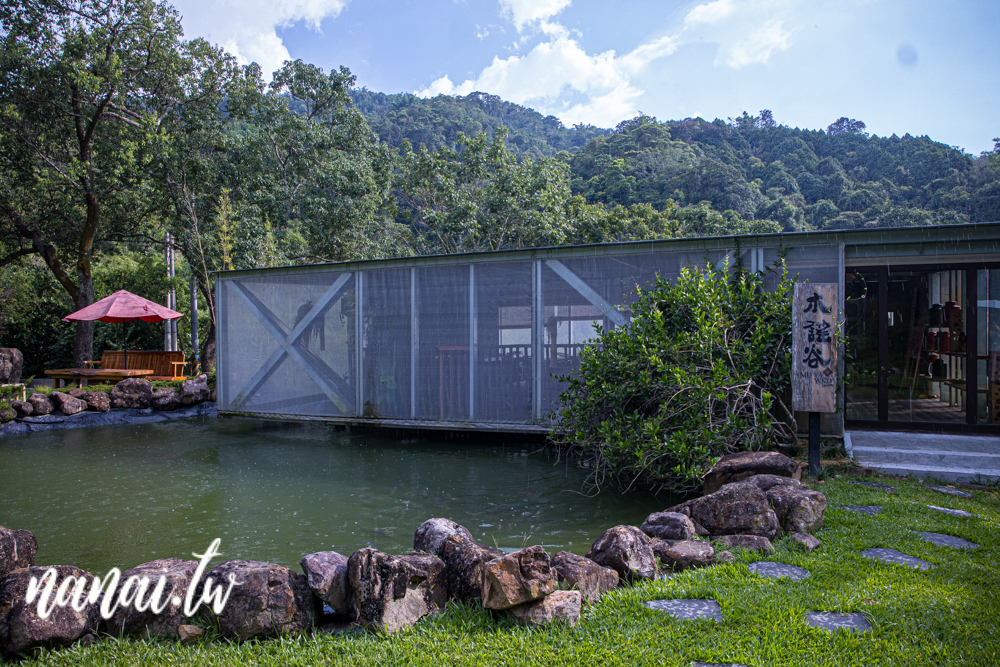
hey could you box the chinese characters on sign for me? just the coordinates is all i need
[792,283,839,413]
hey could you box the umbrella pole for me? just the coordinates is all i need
[124,321,128,369]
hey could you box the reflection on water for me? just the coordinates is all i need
[0,418,668,574]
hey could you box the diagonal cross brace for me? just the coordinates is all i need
[228,273,354,412]
[544,259,627,327]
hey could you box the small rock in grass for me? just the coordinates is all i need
[714,550,734,564]
[792,533,821,552]
[927,505,974,518]
[747,561,810,582]
[860,548,932,570]
[551,551,618,604]
[300,551,356,620]
[413,518,474,556]
[714,535,773,553]
[640,512,697,541]
[644,599,722,621]
[585,525,657,582]
[765,486,826,534]
[656,540,715,571]
[805,611,871,633]
[912,531,978,550]
[26,393,53,416]
[482,545,558,610]
[177,625,204,645]
[923,484,973,499]
[348,549,446,633]
[507,590,582,627]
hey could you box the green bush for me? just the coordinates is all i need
[553,261,796,494]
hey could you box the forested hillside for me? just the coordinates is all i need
[352,95,1000,231]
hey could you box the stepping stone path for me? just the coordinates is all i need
[927,505,974,518]
[851,481,896,493]
[840,505,884,515]
[645,599,722,621]
[861,548,933,570]
[748,561,811,582]
[913,531,979,550]
[805,612,872,633]
[923,484,973,499]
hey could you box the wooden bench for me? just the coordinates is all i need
[44,368,154,389]
[86,350,188,381]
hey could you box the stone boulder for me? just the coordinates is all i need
[792,533,821,552]
[81,391,110,413]
[585,525,657,583]
[508,590,582,627]
[713,534,774,553]
[655,540,715,571]
[300,551,356,620]
[206,560,316,640]
[413,518,474,556]
[111,378,153,409]
[68,388,85,398]
[0,565,100,658]
[10,401,32,418]
[640,512,697,541]
[180,374,210,406]
[703,451,802,494]
[0,349,22,385]
[106,558,199,639]
[26,393,53,417]
[151,388,181,412]
[668,482,780,540]
[348,549,446,633]
[0,528,37,578]
[49,392,86,416]
[482,545,558,610]
[765,486,827,534]
[740,474,801,493]
[551,551,618,604]
[177,624,204,644]
[439,534,503,603]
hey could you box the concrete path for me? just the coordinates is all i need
[848,431,1000,483]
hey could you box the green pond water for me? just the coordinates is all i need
[0,417,668,575]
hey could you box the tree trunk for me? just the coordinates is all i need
[201,316,216,374]
[72,191,99,367]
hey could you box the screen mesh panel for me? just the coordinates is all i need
[362,269,411,419]
[415,265,470,420]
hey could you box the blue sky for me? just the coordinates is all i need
[172,0,999,154]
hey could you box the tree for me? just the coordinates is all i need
[397,128,574,253]
[826,117,868,137]
[0,0,188,365]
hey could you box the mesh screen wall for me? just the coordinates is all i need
[216,243,842,429]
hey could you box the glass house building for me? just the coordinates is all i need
[215,221,1000,436]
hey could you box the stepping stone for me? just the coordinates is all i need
[748,561,811,582]
[805,611,871,633]
[851,481,896,493]
[860,548,933,570]
[913,531,979,550]
[923,484,973,499]
[927,505,974,518]
[693,663,749,667]
[840,505,884,515]
[645,599,722,621]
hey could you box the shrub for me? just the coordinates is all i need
[553,261,796,494]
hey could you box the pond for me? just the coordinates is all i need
[0,418,669,574]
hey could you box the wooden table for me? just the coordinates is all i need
[44,368,154,389]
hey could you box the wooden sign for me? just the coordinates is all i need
[791,283,839,413]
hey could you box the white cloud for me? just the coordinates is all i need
[418,0,801,128]
[498,0,572,31]
[723,19,792,67]
[172,0,348,79]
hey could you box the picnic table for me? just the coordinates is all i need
[44,368,154,389]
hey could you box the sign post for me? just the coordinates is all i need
[791,283,839,478]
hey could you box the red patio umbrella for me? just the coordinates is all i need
[62,290,183,367]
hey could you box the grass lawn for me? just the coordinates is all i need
[16,473,1000,667]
